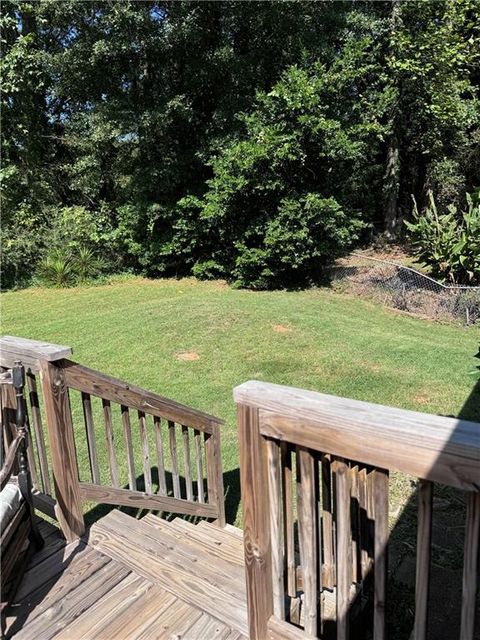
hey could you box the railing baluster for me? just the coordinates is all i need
[169,420,181,498]
[182,426,193,501]
[138,411,152,494]
[297,445,318,637]
[194,429,204,503]
[82,392,101,485]
[154,416,167,496]
[373,468,389,640]
[336,459,351,640]
[121,405,136,491]
[413,479,433,640]
[205,423,226,526]
[281,442,296,598]
[321,453,335,590]
[24,402,39,490]
[460,491,480,640]
[26,372,51,495]
[267,437,285,619]
[102,399,119,488]
[358,466,370,581]
[350,464,360,584]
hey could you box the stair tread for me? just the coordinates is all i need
[143,514,245,568]
[196,520,244,548]
[89,510,248,636]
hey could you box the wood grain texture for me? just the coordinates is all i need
[0,336,72,371]
[79,482,218,517]
[281,442,296,598]
[154,416,166,495]
[266,437,285,619]
[103,399,120,488]
[26,372,51,495]
[194,429,205,503]
[122,405,136,490]
[267,615,307,640]
[169,420,181,498]
[297,445,318,637]
[182,425,194,501]
[336,459,351,640]
[321,453,335,589]
[413,479,433,640]
[233,381,480,490]
[373,469,389,640]
[82,392,101,485]
[138,410,152,493]
[39,361,84,542]
[237,403,273,640]
[63,359,222,431]
[460,490,480,640]
[205,423,226,527]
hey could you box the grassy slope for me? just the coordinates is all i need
[2,277,478,526]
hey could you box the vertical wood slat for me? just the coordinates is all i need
[205,422,226,527]
[237,403,273,640]
[26,372,51,495]
[39,361,84,542]
[413,479,433,640]
[182,426,193,501]
[358,467,370,580]
[24,404,39,490]
[350,465,361,584]
[281,442,296,597]
[336,459,352,640]
[194,429,204,503]
[169,420,181,498]
[102,399,119,488]
[82,392,101,485]
[321,453,335,589]
[373,468,389,640]
[138,411,152,494]
[460,491,480,640]
[121,405,136,491]
[297,445,318,637]
[154,416,166,496]
[266,438,285,619]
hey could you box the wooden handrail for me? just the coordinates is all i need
[235,380,480,640]
[234,380,480,490]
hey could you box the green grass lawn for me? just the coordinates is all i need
[2,277,479,527]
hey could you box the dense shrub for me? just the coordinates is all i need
[406,191,480,286]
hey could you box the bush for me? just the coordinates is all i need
[37,246,107,288]
[406,191,480,285]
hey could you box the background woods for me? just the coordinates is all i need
[1,0,479,289]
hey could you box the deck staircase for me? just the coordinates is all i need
[6,511,248,640]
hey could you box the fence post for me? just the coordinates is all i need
[39,360,84,542]
[237,403,273,640]
[205,421,226,527]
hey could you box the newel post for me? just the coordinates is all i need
[39,360,84,542]
[237,402,273,640]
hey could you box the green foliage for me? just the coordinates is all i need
[37,245,107,287]
[406,191,480,285]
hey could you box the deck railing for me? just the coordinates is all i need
[0,337,225,542]
[234,380,480,640]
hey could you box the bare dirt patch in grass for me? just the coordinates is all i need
[272,324,292,333]
[176,351,200,361]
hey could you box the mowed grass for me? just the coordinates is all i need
[2,277,479,526]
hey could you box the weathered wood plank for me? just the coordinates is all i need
[39,361,84,541]
[138,410,152,493]
[321,453,335,589]
[413,479,433,640]
[121,405,136,491]
[373,469,389,640]
[267,615,307,640]
[205,423,226,526]
[169,420,181,498]
[233,382,480,490]
[62,359,222,431]
[266,437,285,619]
[281,442,296,598]
[26,372,51,495]
[82,392,101,485]
[194,429,204,503]
[103,399,120,488]
[460,491,480,640]
[336,459,351,640]
[182,426,194,501]
[0,336,72,369]
[79,482,218,518]
[237,403,273,640]
[154,416,166,495]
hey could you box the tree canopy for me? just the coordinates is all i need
[1,0,479,288]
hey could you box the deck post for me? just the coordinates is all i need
[237,403,273,640]
[39,360,84,542]
[205,422,226,527]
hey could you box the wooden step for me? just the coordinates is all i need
[197,520,244,549]
[89,510,248,636]
[143,514,245,571]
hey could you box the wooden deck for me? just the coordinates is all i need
[4,512,248,640]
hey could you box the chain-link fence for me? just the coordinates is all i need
[328,253,480,325]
